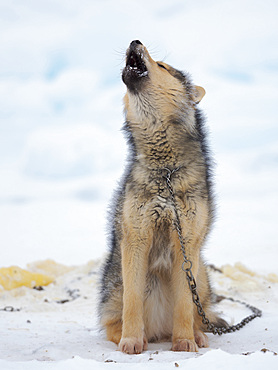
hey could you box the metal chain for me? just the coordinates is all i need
[163,167,262,335]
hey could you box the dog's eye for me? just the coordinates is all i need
[157,63,167,70]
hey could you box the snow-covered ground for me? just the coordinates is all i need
[0,261,277,369]
[0,0,278,368]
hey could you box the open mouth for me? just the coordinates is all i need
[122,41,149,91]
[125,50,148,78]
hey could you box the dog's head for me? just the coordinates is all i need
[122,40,205,120]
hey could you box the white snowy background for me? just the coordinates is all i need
[0,0,278,368]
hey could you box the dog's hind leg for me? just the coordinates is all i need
[106,319,122,345]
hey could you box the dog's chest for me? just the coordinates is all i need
[144,189,176,274]
[143,173,180,223]
[149,195,175,225]
[148,220,174,274]
[129,170,184,225]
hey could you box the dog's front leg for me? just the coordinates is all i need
[171,232,199,352]
[119,228,150,354]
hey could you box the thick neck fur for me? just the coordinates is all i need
[124,91,200,171]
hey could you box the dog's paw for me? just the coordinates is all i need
[119,336,148,354]
[171,339,198,352]
[194,330,209,348]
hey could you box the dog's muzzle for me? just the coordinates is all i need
[122,40,149,92]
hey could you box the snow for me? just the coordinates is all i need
[0,0,278,368]
[0,261,277,369]
[22,124,125,179]
[0,351,277,370]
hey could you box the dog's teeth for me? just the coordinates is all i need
[138,71,148,77]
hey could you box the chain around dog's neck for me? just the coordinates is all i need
[163,167,262,335]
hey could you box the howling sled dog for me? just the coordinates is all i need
[99,40,227,354]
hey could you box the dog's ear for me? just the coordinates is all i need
[193,86,206,104]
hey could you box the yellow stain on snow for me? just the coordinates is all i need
[27,259,75,278]
[0,266,54,290]
[220,262,278,292]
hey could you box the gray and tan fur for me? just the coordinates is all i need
[98,40,226,354]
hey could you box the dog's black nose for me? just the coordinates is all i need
[130,40,142,48]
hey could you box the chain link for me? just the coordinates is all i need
[163,167,262,335]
